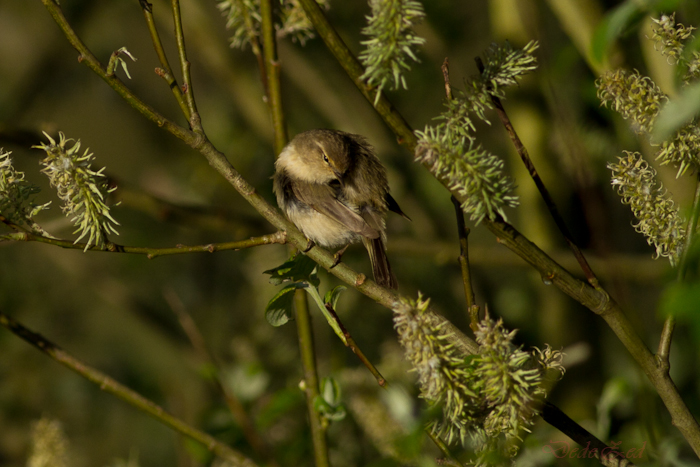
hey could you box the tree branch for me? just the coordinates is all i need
[474,56,599,287]
[170,0,198,121]
[139,0,191,120]
[1,227,286,258]
[260,0,288,154]
[324,302,386,387]
[0,311,258,467]
[294,291,330,467]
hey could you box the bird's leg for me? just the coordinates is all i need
[302,238,315,252]
[330,244,350,269]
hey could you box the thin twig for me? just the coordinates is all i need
[294,291,330,467]
[0,311,258,467]
[163,289,278,466]
[451,196,479,329]
[260,0,288,153]
[441,58,453,100]
[474,56,599,288]
[259,1,326,463]
[541,402,636,467]
[424,429,464,467]
[442,61,478,328]
[659,173,700,367]
[324,303,386,387]
[0,225,286,258]
[139,0,191,120]
[170,0,199,122]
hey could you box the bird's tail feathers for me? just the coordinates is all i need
[364,237,398,290]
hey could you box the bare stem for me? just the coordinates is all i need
[260,0,288,153]
[451,196,478,326]
[659,173,700,367]
[139,0,191,120]
[324,303,386,387]
[294,291,330,467]
[171,0,199,122]
[1,228,286,258]
[0,311,258,467]
[442,62,477,326]
[474,56,598,288]
[259,1,327,462]
[541,402,636,467]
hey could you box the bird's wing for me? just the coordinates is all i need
[292,182,380,239]
[386,193,411,221]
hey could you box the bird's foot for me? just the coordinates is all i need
[302,239,315,252]
[330,244,350,269]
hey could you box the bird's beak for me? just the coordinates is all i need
[333,169,345,185]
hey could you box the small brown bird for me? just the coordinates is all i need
[273,129,408,289]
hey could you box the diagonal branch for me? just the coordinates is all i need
[0,311,258,467]
[474,56,599,288]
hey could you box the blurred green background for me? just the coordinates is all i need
[2,0,700,465]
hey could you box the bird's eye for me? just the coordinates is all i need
[322,154,330,164]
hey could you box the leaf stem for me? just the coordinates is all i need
[304,285,345,342]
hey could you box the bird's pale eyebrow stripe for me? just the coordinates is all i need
[314,140,327,155]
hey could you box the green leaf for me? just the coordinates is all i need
[116,47,136,80]
[320,377,342,406]
[323,285,347,309]
[313,395,346,422]
[652,80,700,142]
[591,0,683,66]
[312,377,346,422]
[591,1,645,65]
[265,283,305,326]
[263,253,319,286]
